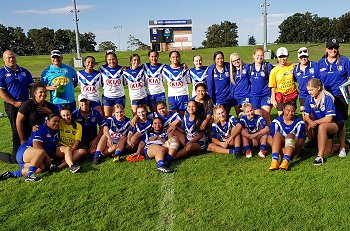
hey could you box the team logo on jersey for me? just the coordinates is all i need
[169,80,183,88]
[261,72,266,77]
[148,77,160,85]
[21,72,26,76]
[297,72,301,76]
[76,118,82,122]
[242,69,247,75]
[130,82,143,90]
[320,68,326,72]
[46,134,51,137]
[338,66,343,71]
[320,105,325,111]
[91,117,96,123]
[214,74,218,78]
[52,76,70,86]
[83,86,96,93]
[72,131,76,135]
[309,68,315,74]
[106,78,121,86]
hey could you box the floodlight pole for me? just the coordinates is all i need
[114,26,123,51]
[71,0,81,58]
[261,0,269,52]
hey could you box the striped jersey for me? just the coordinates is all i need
[99,64,124,98]
[77,69,101,102]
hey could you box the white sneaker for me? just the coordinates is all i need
[257,150,266,159]
[339,148,347,158]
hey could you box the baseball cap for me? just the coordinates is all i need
[276,47,288,57]
[50,50,62,58]
[77,94,89,102]
[297,47,309,58]
[326,38,339,48]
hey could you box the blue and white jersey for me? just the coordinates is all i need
[77,69,102,102]
[72,107,104,142]
[0,65,33,102]
[41,64,77,104]
[240,114,268,134]
[211,115,239,141]
[317,56,350,96]
[206,62,231,105]
[231,64,251,99]
[182,113,206,149]
[99,64,124,98]
[143,63,165,95]
[269,116,306,139]
[23,123,59,157]
[293,61,319,99]
[162,65,190,97]
[304,94,343,122]
[149,111,182,129]
[132,119,152,135]
[250,62,273,97]
[141,130,168,149]
[189,66,208,96]
[103,116,131,141]
[123,66,147,100]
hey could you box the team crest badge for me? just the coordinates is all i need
[309,68,314,74]
[91,117,96,123]
[261,72,265,77]
[338,66,343,71]
[320,105,325,111]
[242,69,247,75]
[72,131,76,135]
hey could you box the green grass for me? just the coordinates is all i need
[1,44,350,230]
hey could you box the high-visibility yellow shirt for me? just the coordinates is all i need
[269,63,297,95]
[58,120,82,147]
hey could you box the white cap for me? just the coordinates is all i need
[276,47,288,57]
[77,94,89,102]
[50,50,62,58]
[297,47,309,58]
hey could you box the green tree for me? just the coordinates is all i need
[54,29,74,53]
[127,35,150,51]
[0,24,11,54]
[79,32,96,52]
[27,27,55,54]
[335,12,350,42]
[7,26,33,55]
[98,41,117,52]
[202,21,238,48]
[248,36,256,45]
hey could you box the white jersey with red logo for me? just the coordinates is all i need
[99,64,124,98]
[143,63,165,95]
[77,70,101,102]
[161,65,190,97]
[123,66,147,100]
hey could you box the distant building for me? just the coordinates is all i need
[148,19,193,51]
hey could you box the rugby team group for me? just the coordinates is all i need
[0,37,349,182]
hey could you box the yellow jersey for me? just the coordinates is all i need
[268,63,297,95]
[59,120,82,147]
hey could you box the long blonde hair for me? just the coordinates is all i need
[229,52,244,84]
[306,78,334,110]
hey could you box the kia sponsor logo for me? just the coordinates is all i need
[130,82,143,90]
[147,77,160,85]
[169,80,183,88]
[106,78,121,86]
[83,86,96,93]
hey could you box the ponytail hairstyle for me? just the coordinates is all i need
[213,104,226,124]
[229,52,245,84]
[59,105,77,130]
[306,78,334,110]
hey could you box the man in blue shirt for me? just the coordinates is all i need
[0,50,33,163]
[41,50,77,111]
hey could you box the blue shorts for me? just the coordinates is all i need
[102,95,126,108]
[250,95,271,109]
[147,93,166,108]
[143,148,152,160]
[215,101,233,110]
[16,144,29,169]
[168,95,189,111]
[89,100,102,109]
[185,137,207,151]
[54,101,77,112]
[131,97,147,106]
[232,97,249,106]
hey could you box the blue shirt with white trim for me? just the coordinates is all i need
[211,115,239,141]
[293,61,319,99]
[206,62,232,105]
[0,65,33,101]
[250,62,273,97]
[72,107,104,142]
[240,114,268,134]
[304,94,343,122]
[132,119,152,135]
[317,56,350,96]
[231,64,251,99]
[269,116,306,139]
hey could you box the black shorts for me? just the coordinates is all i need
[299,98,306,111]
[327,120,344,139]
[334,95,348,120]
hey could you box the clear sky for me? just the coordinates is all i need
[1,0,349,51]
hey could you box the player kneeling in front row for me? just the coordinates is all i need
[207,104,242,157]
[268,101,306,171]
[240,103,269,158]
[130,117,179,173]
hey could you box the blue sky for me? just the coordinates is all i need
[1,0,349,50]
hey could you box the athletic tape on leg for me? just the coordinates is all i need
[285,138,296,148]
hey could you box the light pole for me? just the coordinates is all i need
[260,0,269,52]
[114,26,123,51]
[70,0,81,59]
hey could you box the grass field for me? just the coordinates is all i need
[1,44,350,230]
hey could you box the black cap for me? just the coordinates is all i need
[326,38,339,48]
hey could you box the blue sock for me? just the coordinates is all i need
[234,147,241,153]
[229,149,235,154]
[27,166,38,176]
[272,152,279,161]
[283,155,291,162]
[115,150,122,156]
[157,160,166,168]
[244,145,250,151]
[94,151,102,158]
[165,154,173,161]
[10,169,22,178]
[260,144,266,151]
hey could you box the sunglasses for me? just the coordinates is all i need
[328,46,339,50]
[231,58,240,63]
[298,49,308,54]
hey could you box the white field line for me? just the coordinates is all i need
[159,174,175,231]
